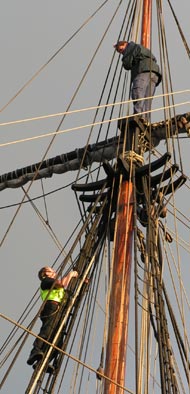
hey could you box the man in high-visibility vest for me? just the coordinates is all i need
[27,266,78,366]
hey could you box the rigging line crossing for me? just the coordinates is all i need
[148,149,190,190]
[171,190,188,352]
[21,185,69,257]
[132,165,141,393]
[156,0,186,170]
[39,180,49,226]
[142,153,190,227]
[2,206,106,388]
[70,264,103,394]
[165,242,190,322]
[51,223,110,389]
[137,165,181,390]
[0,1,125,250]
[92,0,137,152]
[161,228,188,364]
[1,1,190,392]
[1,100,190,149]
[148,149,190,203]
[36,277,95,393]
[26,240,110,393]
[163,281,190,371]
[1,178,190,240]
[167,228,190,252]
[1,0,125,259]
[168,203,190,230]
[0,314,134,394]
[71,40,122,185]
[0,208,96,362]
[1,185,190,247]
[36,0,126,191]
[157,0,183,169]
[161,263,190,389]
[0,166,100,210]
[149,221,178,393]
[1,213,85,356]
[55,291,89,394]
[138,225,177,388]
[0,0,110,114]
[0,88,188,128]
[163,248,190,368]
[69,0,127,185]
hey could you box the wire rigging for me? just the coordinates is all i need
[2,1,190,393]
[0,0,110,114]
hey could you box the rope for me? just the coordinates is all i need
[0,88,188,128]
[0,313,134,394]
[0,99,189,149]
[2,1,190,392]
[167,0,190,58]
[124,150,144,165]
[0,0,110,114]
[21,186,68,255]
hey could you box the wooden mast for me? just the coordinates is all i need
[104,181,133,394]
[141,0,152,48]
[104,2,152,393]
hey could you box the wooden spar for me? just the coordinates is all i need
[141,0,152,48]
[104,2,152,393]
[104,182,133,394]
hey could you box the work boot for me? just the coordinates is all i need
[32,361,55,374]
[27,349,44,365]
[46,364,55,374]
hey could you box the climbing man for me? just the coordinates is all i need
[27,266,78,366]
[114,41,162,121]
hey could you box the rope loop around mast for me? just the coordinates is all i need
[123,150,144,165]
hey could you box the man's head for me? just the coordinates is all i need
[114,40,128,54]
[38,266,56,281]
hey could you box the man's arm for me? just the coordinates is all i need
[61,271,78,289]
[41,271,78,290]
[122,42,141,70]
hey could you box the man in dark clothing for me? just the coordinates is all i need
[27,266,78,366]
[114,41,162,120]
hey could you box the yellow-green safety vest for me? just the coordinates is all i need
[40,287,65,303]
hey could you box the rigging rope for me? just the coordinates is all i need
[0,0,125,252]
[0,88,188,129]
[0,314,134,394]
[2,1,190,393]
[0,100,189,149]
[0,0,110,114]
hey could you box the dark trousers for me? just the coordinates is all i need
[33,301,61,352]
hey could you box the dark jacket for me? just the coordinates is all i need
[122,41,162,86]
[41,277,55,290]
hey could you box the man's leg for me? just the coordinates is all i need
[27,303,59,365]
[144,72,158,120]
[131,73,149,116]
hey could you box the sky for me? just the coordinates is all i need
[1,1,190,393]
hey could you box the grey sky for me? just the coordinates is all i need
[1,1,190,393]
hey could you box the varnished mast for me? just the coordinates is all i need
[104,1,152,393]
